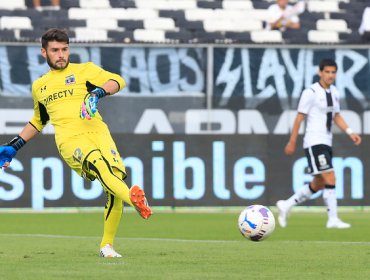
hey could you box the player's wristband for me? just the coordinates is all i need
[345,127,354,135]
[91,87,107,99]
[6,135,26,151]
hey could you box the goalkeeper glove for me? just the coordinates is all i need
[80,81,107,120]
[0,136,26,168]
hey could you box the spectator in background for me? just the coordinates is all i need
[359,7,370,41]
[266,0,305,31]
[33,0,60,11]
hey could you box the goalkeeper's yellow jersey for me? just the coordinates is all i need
[30,62,125,144]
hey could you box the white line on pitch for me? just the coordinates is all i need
[0,233,370,245]
[0,233,238,243]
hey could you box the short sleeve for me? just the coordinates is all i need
[284,5,300,23]
[267,5,281,24]
[84,62,126,91]
[290,14,299,23]
[297,89,314,114]
[29,82,48,131]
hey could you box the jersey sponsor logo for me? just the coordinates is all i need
[65,74,76,85]
[43,89,74,106]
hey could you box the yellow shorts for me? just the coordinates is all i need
[57,132,126,180]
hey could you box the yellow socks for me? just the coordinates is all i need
[100,193,123,248]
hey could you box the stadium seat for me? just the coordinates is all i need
[133,29,166,42]
[0,0,26,10]
[0,16,32,30]
[213,9,267,21]
[244,9,270,21]
[185,9,214,21]
[144,18,176,31]
[134,0,169,10]
[69,8,158,20]
[86,19,118,30]
[74,28,108,41]
[316,19,349,32]
[307,1,340,13]
[222,0,253,10]
[69,8,106,19]
[308,30,339,43]
[80,0,111,9]
[203,19,262,32]
[120,8,159,20]
[135,0,197,10]
[251,30,283,43]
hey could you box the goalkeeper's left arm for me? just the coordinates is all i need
[80,79,122,120]
[0,123,39,168]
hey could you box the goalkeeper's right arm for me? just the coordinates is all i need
[0,123,40,168]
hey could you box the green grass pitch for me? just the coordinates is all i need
[0,209,369,280]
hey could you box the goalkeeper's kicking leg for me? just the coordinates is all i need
[83,150,152,257]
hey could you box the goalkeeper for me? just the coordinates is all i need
[0,28,152,258]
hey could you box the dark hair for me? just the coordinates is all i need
[41,28,69,49]
[319,59,337,71]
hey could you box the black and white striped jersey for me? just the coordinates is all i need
[297,82,340,148]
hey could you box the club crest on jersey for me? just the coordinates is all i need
[111,148,117,156]
[65,74,76,85]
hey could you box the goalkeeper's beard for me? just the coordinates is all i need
[46,56,70,70]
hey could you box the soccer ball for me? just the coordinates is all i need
[238,205,275,241]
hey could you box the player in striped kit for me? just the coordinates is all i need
[276,58,362,229]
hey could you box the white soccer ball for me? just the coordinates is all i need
[238,205,275,241]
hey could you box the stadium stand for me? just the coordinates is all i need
[0,0,367,44]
